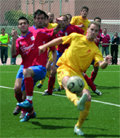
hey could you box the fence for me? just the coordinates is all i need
[0,0,120,37]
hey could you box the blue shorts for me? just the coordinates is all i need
[16,65,24,79]
[21,65,46,91]
[55,51,63,67]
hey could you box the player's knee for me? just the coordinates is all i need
[23,68,33,78]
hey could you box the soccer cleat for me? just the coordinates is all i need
[42,89,52,96]
[93,89,102,96]
[20,112,36,122]
[13,106,21,115]
[19,111,27,119]
[37,83,43,89]
[17,100,32,109]
[74,126,84,136]
[77,93,88,111]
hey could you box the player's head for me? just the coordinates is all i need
[33,9,48,28]
[48,12,54,23]
[18,16,29,34]
[80,6,89,18]
[94,17,101,25]
[44,14,49,27]
[87,21,100,41]
[1,28,5,34]
[56,15,68,28]
[103,28,107,34]
[66,14,72,24]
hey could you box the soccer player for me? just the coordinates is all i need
[84,17,103,95]
[38,21,112,135]
[13,9,60,117]
[12,16,56,122]
[43,15,84,95]
[36,13,58,89]
[70,6,90,34]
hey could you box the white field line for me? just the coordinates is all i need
[0,85,120,108]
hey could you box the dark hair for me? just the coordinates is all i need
[1,28,5,31]
[88,21,100,30]
[66,14,72,20]
[81,6,89,12]
[94,17,101,22]
[18,16,29,24]
[34,9,48,19]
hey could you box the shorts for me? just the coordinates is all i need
[57,65,89,90]
[16,65,24,79]
[21,65,46,91]
[55,51,63,67]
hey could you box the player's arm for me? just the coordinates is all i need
[11,30,18,57]
[39,37,63,54]
[99,55,112,69]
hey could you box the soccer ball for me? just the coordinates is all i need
[67,76,84,94]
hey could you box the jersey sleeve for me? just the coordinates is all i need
[62,34,73,45]
[94,48,104,66]
[70,16,77,25]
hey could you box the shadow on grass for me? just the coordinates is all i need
[30,121,73,129]
[36,116,78,120]
[84,134,120,138]
[96,85,120,90]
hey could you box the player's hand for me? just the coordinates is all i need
[12,30,18,40]
[39,46,46,55]
[105,55,112,64]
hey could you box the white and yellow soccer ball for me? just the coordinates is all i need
[67,76,84,94]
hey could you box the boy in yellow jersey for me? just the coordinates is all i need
[0,28,9,64]
[70,6,90,35]
[38,21,112,135]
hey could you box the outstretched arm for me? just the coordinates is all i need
[39,37,62,54]
[99,55,112,69]
[11,30,18,57]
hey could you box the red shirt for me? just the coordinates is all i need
[95,29,102,46]
[16,29,55,68]
[56,24,84,53]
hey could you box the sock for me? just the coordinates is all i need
[24,77,34,97]
[90,71,97,82]
[48,76,55,94]
[84,74,96,91]
[66,89,79,106]
[15,92,23,102]
[76,101,91,128]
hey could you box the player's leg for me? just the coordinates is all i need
[19,65,46,122]
[57,66,91,135]
[13,65,24,115]
[43,58,57,95]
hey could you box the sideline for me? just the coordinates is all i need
[0,85,120,108]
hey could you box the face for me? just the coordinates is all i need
[80,9,88,18]
[44,18,49,27]
[34,14,45,28]
[48,13,54,23]
[94,19,101,25]
[1,28,5,34]
[18,20,29,34]
[87,24,99,41]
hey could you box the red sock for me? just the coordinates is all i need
[15,92,23,102]
[84,74,96,91]
[90,71,97,81]
[24,77,34,96]
[48,76,55,94]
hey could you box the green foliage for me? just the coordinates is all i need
[4,10,33,26]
